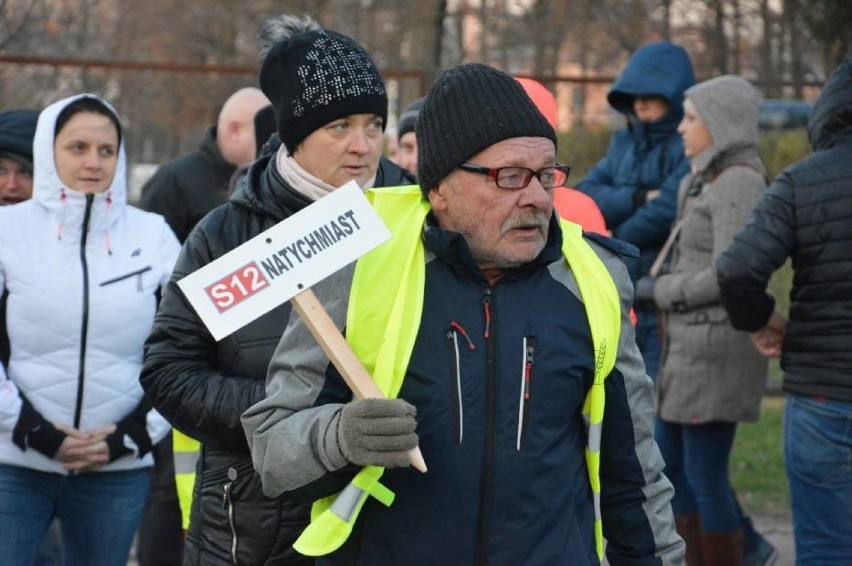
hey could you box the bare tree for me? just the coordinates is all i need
[802,0,852,74]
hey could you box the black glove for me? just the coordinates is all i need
[106,401,153,462]
[338,398,418,468]
[633,276,657,310]
[12,394,66,458]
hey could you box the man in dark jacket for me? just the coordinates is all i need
[139,87,270,242]
[140,22,414,565]
[577,41,694,378]
[243,63,682,565]
[717,60,852,564]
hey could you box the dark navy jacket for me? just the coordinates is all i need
[577,41,694,280]
[245,215,683,565]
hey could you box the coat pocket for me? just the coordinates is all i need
[516,332,536,451]
[99,266,152,291]
[197,455,279,565]
[446,321,474,445]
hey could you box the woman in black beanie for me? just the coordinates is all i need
[140,16,413,566]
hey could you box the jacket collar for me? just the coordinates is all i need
[421,212,563,286]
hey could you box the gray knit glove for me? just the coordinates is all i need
[337,398,418,468]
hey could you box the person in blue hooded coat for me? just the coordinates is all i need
[577,41,694,378]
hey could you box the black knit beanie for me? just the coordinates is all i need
[416,63,556,193]
[397,97,425,141]
[259,29,388,154]
[0,109,39,166]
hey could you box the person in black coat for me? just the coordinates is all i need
[139,87,270,242]
[717,60,852,564]
[140,20,414,565]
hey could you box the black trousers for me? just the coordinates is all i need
[136,432,184,566]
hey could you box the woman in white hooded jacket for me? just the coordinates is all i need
[0,94,179,564]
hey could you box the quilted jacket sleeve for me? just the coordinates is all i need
[140,219,266,453]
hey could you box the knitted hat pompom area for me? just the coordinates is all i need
[259,29,388,154]
[415,63,556,193]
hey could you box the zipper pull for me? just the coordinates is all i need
[222,467,237,509]
[222,481,233,509]
[524,335,536,400]
[448,321,475,350]
[482,288,492,339]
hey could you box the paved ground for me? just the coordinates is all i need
[754,513,795,565]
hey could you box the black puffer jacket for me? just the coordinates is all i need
[717,61,852,403]
[139,127,236,243]
[141,154,414,565]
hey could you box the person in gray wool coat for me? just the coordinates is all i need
[634,75,777,566]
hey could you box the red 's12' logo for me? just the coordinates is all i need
[205,261,270,313]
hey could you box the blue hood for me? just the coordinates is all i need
[608,41,695,126]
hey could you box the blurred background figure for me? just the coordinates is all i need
[718,60,852,566]
[0,109,39,206]
[515,77,607,234]
[634,75,776,565]
[139,87,270,242]
[577,40,695,378]
[394,96,424,177]
[0,93,178,565]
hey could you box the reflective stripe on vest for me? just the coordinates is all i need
[294,185,620,559]
[173,430,201,531]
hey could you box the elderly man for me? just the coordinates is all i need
[243,63,682,565]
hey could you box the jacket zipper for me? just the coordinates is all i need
[99,266,152,288]
[73,195,94,429]
[446,321,474,445]
[476,286,496,566]
[223,467,239,564]
[516,332,535,451]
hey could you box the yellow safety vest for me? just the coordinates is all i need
[173,430,201,530]
[294,185,621,559]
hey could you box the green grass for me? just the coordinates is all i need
[731,397,791,519]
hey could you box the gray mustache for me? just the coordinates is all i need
[501,211,549,234]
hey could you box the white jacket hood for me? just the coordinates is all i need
[32,93,127,243]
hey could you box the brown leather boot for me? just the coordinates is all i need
[675,514,705,566]
[701,528,744,566]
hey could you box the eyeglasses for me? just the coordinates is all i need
[458,163,571,190]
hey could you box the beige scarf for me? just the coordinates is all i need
[275,145,377,201]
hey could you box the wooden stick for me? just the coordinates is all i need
[291,288,427,473]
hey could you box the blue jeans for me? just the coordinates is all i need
[0,464,150,566]
[784,395,852,565]
[635,308,661,379]
[655,419,742,532]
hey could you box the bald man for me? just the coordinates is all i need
[135,87,269,566]
[140,87,270,242]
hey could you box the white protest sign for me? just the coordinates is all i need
[178,181,391,341]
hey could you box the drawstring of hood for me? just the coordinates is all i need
[104,192,113,255]
[57,188,67,240]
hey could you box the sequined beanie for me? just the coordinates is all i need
[416,63,556,193]
[259,29,388,154]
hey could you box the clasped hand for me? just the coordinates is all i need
[54,423,117,472]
